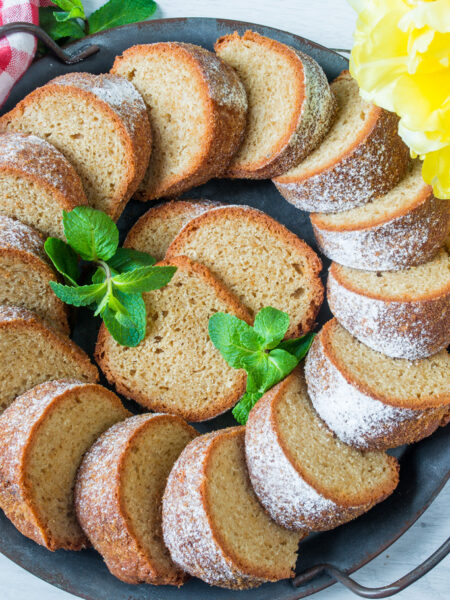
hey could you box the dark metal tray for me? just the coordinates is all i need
[0,16,449,600]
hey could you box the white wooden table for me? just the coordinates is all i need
[1,1,448,598]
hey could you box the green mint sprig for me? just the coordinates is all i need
[208,307,315,424]
[44,206,176,347]
[39,0,157,45]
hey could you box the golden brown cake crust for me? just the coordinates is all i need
[311,189,448,271]
[75,413,197,586]
[0,305,98,412]
[111,42,247,201]
[274,71,410,212]
[245,370,399,529]
[162,427,301,589]
[0,74,151,221]
[0,380,124,551]
[166,205,324,337]
[124,198,222,260]
[0,131,87,213]
[0,305,97,376]
[327,260,450,360]
[0,216,69,333]
[215,31,336,179]
[305,324,449,450]
[95,255,250,421]
[319,318,449,410]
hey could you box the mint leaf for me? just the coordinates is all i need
[63,207,119,262]
[253,306,290,349]
[101,291,146,347]
[242,348,298,392]
[278,332,316,361]
[208,309,317,424]
[232,349,297,425]
[108,247,156,272]
[52,0,85,19]
[232,390,263,425]
[208,312,263,370]
[50,281,106,307]
[112,266,176,294]
[88,0,157,34]
[265,348,299,388]
[39,8,86,41]
[44,237,80,285]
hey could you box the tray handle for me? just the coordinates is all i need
[0,22,99,64]
[293,536,450,598]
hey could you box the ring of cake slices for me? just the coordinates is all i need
[0,29,447,592]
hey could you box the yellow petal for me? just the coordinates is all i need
[422,145,450,199]
[399,0,450,33]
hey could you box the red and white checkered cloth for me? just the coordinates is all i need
[0,0,53,107]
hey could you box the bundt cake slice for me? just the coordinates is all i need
[274,71,410,212]
[305,319,450,450]
[327,249,450,360]
[0,132,87,239]
[311,160,448,270]
[245,366,399,530]
[0,305,98,413]
[214,30,335,179]
[162,427,304,589]
[0,216,69,333]
[96,256,251,421]
[75,414,197,585]
[165,205,324,337]
[1,73,151,220]
[0,380,129,550]
[124,199,221,261]
[111,43,247,200]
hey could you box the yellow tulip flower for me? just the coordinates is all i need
[349,0,450,199]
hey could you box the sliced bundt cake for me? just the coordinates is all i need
[305,319,450,450]
[327,250,450,359]
[165,205,323,336]
[75,414,197,585]
[245,366,399,530]
[124,199,221,261]
[0,132,87,238]
[111,43,247,200]
[0,73,151,220]
[96,256,251,421]
[0,306,98,413]
[311,160,448,270]
[162,427,304,589]
[0,380,128,550]
[214,30,335,179]
[274,71,410,212]
[0,216,69,333]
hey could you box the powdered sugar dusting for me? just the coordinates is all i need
[52,73,147,137]
[76,414,154,525]
[305,337,418,449]
[0,379,96,530]
[245,386,339,530]
[74,413,191,585]
[313,196,448,271]
[0,131,74,192]
[328,268,450,360]
[162,429,267,589]
[274,76,409,213]
[197,47,248,110]
[245,379,370,531]
[0,304,39,324]
[0,215,47,262]
[283,48,336,167]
